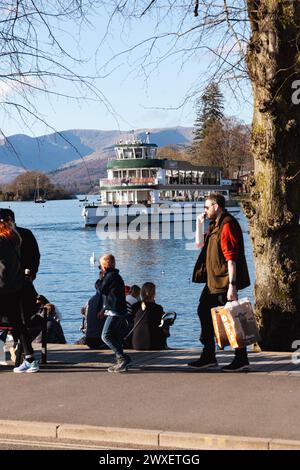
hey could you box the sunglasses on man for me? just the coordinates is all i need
[204,203,216,210]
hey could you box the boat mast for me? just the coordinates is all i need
[36,176,40,200]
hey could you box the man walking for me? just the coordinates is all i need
[189,193,251,372]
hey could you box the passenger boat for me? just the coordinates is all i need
[81,132,237,227]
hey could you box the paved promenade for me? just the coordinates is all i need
[1,344,300,449]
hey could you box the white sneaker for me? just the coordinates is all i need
[13,360,39,373]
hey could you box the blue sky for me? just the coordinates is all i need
[0,5,253,137]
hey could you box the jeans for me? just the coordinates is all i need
[0,291,34,356]
[101,315,125,359]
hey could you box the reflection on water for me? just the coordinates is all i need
[0,199,254,348]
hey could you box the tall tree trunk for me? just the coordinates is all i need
[245,1,300,350]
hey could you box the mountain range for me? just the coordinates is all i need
[0,127,193,192]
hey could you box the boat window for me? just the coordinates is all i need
[186,171,192,184]
[142,169,150,178]
[212,171,218,184]
[124,149,133,159]
[137,190,151,204]
[179,171,185,183]
[149,148,156,158]
[121,192,128,202]
[171,170,179,184]
[128,170,136,177]
[165,170,172,184]
[202,171,211,185]
[135,148,143,159]
[116,148,123,159]
[192,171,198,184]
[203,171,218,185]
[128,191,135,202]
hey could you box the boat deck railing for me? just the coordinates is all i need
[100,177,158,187]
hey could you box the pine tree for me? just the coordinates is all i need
[193,82,224,144]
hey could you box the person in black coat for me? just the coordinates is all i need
[132,282,168,351]
[32,297,66,344]
[0,209,41,357]
[76,280,106,349]
[0,209,40,280]
[0,216,39,372]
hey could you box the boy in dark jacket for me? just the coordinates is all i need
[99,253,131,373]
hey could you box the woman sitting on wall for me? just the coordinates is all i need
[132,282,169,351]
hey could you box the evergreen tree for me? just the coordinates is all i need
[193,82,224,145]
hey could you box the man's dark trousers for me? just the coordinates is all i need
[197,284,227,355]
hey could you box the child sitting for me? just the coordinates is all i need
[126,284,141,315]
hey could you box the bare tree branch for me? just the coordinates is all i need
[194,0,199,17]
[141,0,156,16]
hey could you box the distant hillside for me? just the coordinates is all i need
[0,131,95,171]
[0,163,25,183]
[0,126,193,192]
[49,150,109,194]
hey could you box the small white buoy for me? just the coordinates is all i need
[161,270,165,275]
[89,252,96,265]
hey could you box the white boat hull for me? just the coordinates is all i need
[82,202,239,227]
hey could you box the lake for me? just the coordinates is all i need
[0,198,254,348]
